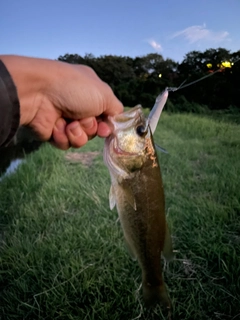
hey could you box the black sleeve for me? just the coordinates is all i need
[0,60,20,147]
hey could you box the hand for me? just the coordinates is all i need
[1,55,123,150]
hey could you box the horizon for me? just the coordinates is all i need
[57,47,239,62]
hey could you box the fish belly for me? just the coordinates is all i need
[115,161,171,307]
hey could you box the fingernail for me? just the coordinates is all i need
[70,123,82,137]
[80,118,94,129]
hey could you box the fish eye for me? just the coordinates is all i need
[136,125,147,137]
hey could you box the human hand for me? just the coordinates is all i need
[1,55,123,150]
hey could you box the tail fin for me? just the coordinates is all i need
[142,280,171,309]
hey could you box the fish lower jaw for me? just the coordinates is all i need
[113,143,139,156]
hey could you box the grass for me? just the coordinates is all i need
[0,112,240,319]
[208,110,240,125]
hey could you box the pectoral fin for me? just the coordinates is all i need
[162,223,174,262]
[109,185,116,210]
[109,183,137,211]
[122,185,137,211]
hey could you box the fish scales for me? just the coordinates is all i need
[104,94,173,309]
[112,136,169,307]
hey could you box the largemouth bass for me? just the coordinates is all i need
[104,89,173,308]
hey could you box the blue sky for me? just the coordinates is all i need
[1,0,239,63]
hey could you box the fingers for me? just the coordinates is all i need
[52,118,69,150]
[52,117,98,150]
[66,117,97,148]
[97,121,112,137]
[65,121,88,149]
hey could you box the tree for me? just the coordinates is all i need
[57,49,240,110]
[177,48,238,109]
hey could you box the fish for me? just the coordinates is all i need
[104,89,174,308]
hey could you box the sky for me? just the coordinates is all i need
[1,0,239,63]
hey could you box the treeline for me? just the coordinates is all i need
[58,48,240,112]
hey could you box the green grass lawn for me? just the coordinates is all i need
[0,113,240,320]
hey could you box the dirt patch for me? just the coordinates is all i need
[65,151,100,167]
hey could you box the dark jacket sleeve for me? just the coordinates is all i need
[0,60,20,147]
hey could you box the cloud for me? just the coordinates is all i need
[147,39,162,51]
[171,24,230,43]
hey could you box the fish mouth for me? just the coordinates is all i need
[113,141,139,156]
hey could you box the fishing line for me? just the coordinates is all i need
[167,56,240,93]
[148,56,240,153]
[167,69,221,93]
